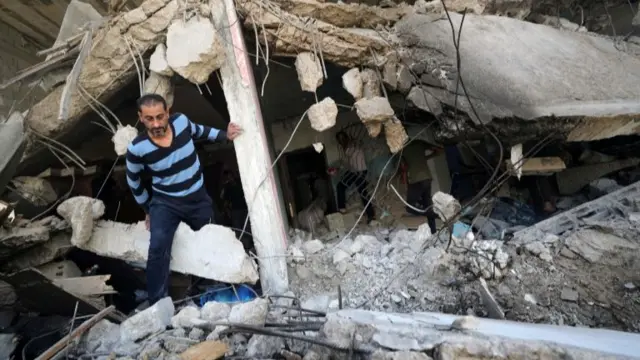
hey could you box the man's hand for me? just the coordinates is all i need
[227,123,242,140]
[145,214,150,231]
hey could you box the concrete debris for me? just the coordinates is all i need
[361,68,382,98]
[416,0,533,19]
[84,220,259,283]
[295,52,324,92]
[246,334,285,357]
[529,14,587,32]
[302,239,325,254]
[228,298,268,325]
[565,229,638,266]
[120,297,174,342]
[0,225,50,260]
[355,96,395,124]
[478,278,505,319]
[143,71,174,108]
[560,288,579,302]
[342,68,363,99]
[2,232,72,271]
[10,177,57,206]
[149,43,174,76]
[166,17,225,84]
[365,122,383,138]
[407,86,442,116]
[432,192,461,223]
[466,240,509,280]
[307,97,338,132]
[201,301,231,323]
[112,124,139,156]
[56,196,104,246]
[172,306,208,329]
[384,117,408,154]
[524,241,553,262]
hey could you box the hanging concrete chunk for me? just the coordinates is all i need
[57,196,105,246]
[166,17,225,84]
[295,52,324,92]
[308,97,338,132]
[84,221,259,284]
[383,117,408,154]
[149,43,173,77]
[144,71,174,108]
[355,96,395,123]
[361,69,381,98]
[366,123,382,138]
[112,125,139,156]
[407,86,442,116]
[342,68,363,100]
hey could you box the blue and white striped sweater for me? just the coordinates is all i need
[125,113,226,212]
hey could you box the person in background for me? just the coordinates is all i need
[401,140,443,233]
[125,94,242,307]
[332,131,375,223]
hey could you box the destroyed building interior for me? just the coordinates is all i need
[1,0,640,359]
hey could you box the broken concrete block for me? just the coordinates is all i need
[201,301,231,323]
[342,68,363,99]
[2,232,72,271]
[383,62,398,90]
[302,239,325,254]
[143,71,174,108]
[365,122,383,138]
[396,65,414,93]
[432,192,461,223]
[149,43,173,76]
[307,97,338,132]
[228,298,268,325]
[325,213,345,232]
[295,52,323,92]
[361,69,381,98]
[372,350,432,360]
[85,221,259,284]
[246,334,285,358]
[123,7,147,26]
[112,124,139,156]
[0,225,50,260]
[355,96,395,123]
[11,177,57,206]
[383,117,408,154]
[166,17,225,84]
[407,86,442,116]
[57,196,105,247]
[171,306,207,329]
[79,319,120,354]
[560,288,579,302]
[120,297,174,342]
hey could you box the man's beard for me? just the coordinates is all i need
[150,125,168,137]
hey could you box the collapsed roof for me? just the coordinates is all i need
[12,0,640,173]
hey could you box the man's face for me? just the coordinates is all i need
[139,102,169,138]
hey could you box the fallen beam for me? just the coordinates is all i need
[506,157,566,176]
[83,221,259,284]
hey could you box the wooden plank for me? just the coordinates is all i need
[0,10,52,47]
[34,305,115,360]
[506,157,566,177]
[0,269,125,323]
[53,275,116,296]
[180,340,228,360]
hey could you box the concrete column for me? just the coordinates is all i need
[212,0,289,294]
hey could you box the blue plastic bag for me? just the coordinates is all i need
[199,284,257,306]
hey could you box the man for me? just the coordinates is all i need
[333,131,375,223]
[125,94,242,305]
[402,140,442,233]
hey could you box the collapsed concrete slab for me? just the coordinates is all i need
[83,221,259,284]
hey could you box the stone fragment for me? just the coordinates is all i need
[189,327,205,340]
[396,65,414,93]
[228,298,268,325]
[57,196,105,246]
[302,294,332,313]
[383,62,398,90]
[384,117,408,154]
[355,96,395,123]
[524,293,537,305]
[149,43,173,76]
[478,278,505,319]
[432,192,461,223]
[11,177,57,206]
[166,17,225,84]
[307,97,338,132]
[372,349,433,360]
[85,221,259,283]
[289,245,305,264]
[172,306,207,329]
[206,325,228,340]
[120,297,174,342]
[112,124,139,156]
[79,319,120,353]
[325,213,345,232]
[407,86,442,116]
[246,334,285,357]
[143,71,174,108]
[560,288,579,302]
[524,241,553,262]
[0,225,50,260]
[302,239,325,254]
[365,122,383,137]
[2,232,72,271]
[201,301,231,323]
[295,52,323,92]
[342,68,363,99]
[361,68,381,98]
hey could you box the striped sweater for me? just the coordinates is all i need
[125,113,226,212]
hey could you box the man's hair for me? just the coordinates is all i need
[137,94,167,112]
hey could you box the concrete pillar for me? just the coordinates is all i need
[211,0,289,294]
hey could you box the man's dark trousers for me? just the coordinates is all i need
[406,179,437,233]
[147,188,213,304]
